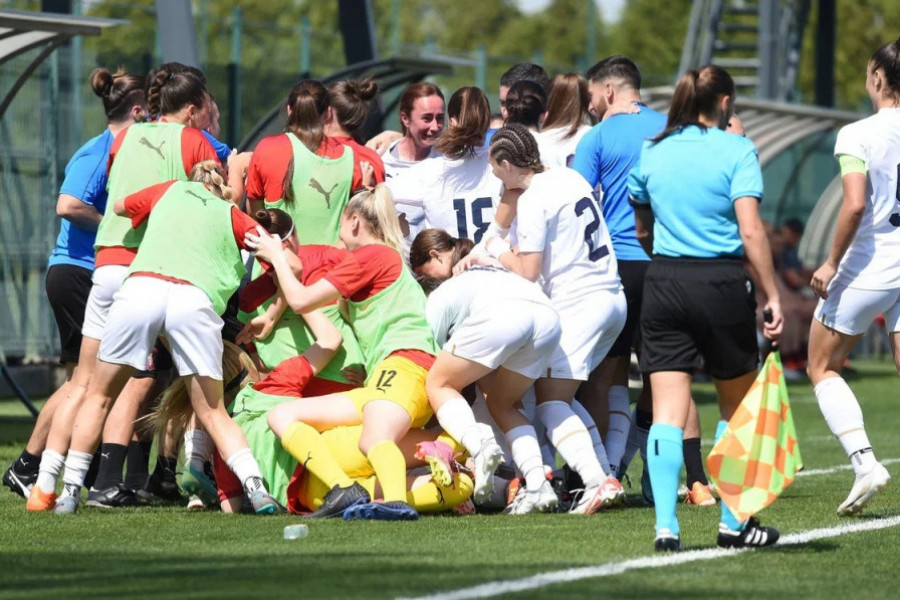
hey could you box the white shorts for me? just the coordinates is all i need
[548,286,627,380]
[98,277,224,379]
[443,301,561,379]
[814,283,900,336]
[81,265,129,340]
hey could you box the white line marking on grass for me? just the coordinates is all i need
[398,517,900,600]
[797,457,900,477]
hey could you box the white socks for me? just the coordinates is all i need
[536,400,606,487]
[506,425,546,492]
[35,449,65,494]
[225,448,266,493]
[814,376,877,475]
[59,450,94,499]
[437,397,493,457]
[570,399,611,475]
[606,386,632,475]
[184,429,212,473]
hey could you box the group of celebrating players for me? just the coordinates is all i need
[4,34,899,553]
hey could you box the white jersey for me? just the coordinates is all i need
[514,167,621,298]
[537,124,591,169]
[386,145,502,243]
[833,108,900,290]
[425,265,551,348]
[382,139,433,243]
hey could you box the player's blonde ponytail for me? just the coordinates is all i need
[189,159,234,202]
[144,342,255,439]
[344,184,407,256]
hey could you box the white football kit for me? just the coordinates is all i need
[816,108,900,335]
[537,124,591,169]
[426,266,561,379]
[382,139,433,244]
[386,146,502,244]
[514,167,626,379]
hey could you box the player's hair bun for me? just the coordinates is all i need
[255,208,294,241]
[90,68,114,98]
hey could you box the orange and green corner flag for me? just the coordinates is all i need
[707,351,803,523]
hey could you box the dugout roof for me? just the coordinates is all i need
[0,9,126,119]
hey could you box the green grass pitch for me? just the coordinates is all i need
[1,361,897,599]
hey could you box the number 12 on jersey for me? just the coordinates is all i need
[453,197,494,243]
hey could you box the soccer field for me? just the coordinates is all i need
[1,362,897,599]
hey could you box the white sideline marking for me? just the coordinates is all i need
[399,516,900,600]
[797,457,900,477]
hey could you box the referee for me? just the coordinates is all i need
[627,65,783,552]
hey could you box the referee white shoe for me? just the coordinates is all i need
[837,462,891,516]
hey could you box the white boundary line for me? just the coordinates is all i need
[399,516,900,600]
[797,457,900,477]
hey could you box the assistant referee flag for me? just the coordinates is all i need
[707,351,803,522]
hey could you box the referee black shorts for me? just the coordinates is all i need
[45,264,92,364]
[607,260,650,358]
[639,256,758,380]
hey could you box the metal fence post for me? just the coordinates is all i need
[300,16,311,76]
[227,6,243,147]
[475,45,486,92]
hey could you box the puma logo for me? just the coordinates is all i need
[185,189,208,206]
[309,178,339,209]
[139,137,166,160]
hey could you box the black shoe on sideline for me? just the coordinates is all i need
[306,482,370,519]
[137,474,185,504]
[86,483,141,508]
[654,529,682,552]
[3,464,37,499]
[717,517,780,549]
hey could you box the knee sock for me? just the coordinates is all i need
[570,399,611,475]
[92,443,127,490]
[35,449,65,494]
[409,473,474,513]
[814,377,877,475]
[12,449,41,476]
[436,431,467,458]
[647,423,683,536]
[505,425,546,492]
[281,422,354,489]
[715,420,744,531]
[124,440,152,490]
[436,397,492,457]
[59,450,94,500]
[151,455,178,484]
[621,406,651,474]
[225,448,266,495]
[367,441,407,503]
[683,438,708,487]
[536,400,605,487]
[606,386,632,476]
[184,429,212,474]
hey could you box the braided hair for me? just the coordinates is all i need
[146,62,207,121]
[488,123,544,173]
[189,159,233,202]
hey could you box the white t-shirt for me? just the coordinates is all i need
[515,167,621,298]
[386,145,502,243]
[425,265,551,348]
[833,108,900,290]
[537,124,592,169]
[382,139,433,243]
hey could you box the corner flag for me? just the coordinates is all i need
[707,351,803,522]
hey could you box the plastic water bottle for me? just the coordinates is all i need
[283,524,309,540]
